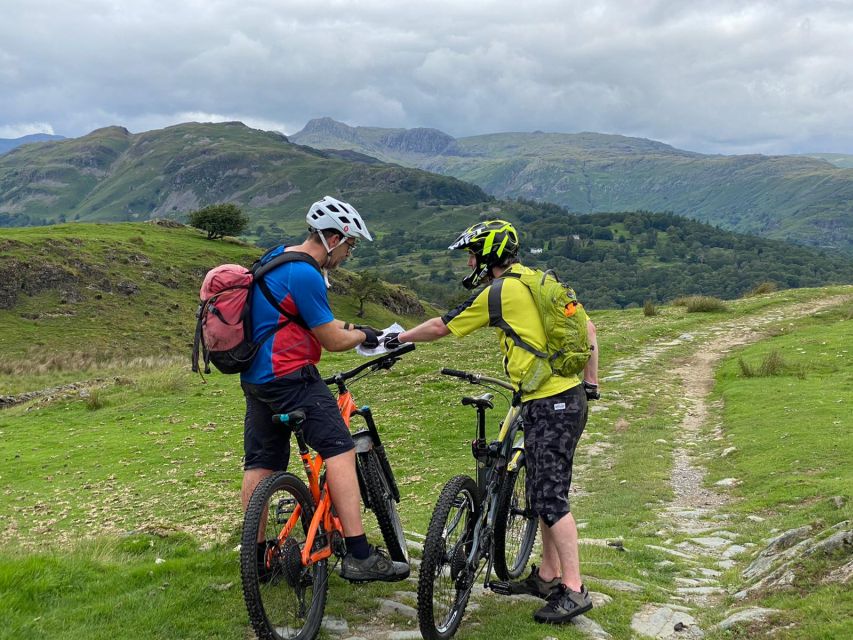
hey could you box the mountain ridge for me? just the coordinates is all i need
[0,133,66,155]
[0,121,488,228]
[291,118,853,251]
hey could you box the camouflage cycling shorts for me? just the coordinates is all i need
[522,384,588,527]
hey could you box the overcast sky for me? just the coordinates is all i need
[2,0,852,155]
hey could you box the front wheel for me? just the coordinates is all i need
[417,474,480,640]
[240,472,328,640]
[493,455,537,580]
[360,449,408,562]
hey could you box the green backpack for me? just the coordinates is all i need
[488,268,591,393]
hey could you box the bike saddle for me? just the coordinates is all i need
[461,393,494,410]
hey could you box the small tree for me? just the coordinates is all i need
[354,271,383,317]
[189,203,249,240]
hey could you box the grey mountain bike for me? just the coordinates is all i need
[417,368,538,640]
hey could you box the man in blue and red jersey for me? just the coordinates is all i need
[241,196,409,583]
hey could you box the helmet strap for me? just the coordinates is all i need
[462,263,490,290]
[311,227,335,288]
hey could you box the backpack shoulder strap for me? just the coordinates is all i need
[487,278,548,359]
[252,250,320,331]
[252,250,321,279]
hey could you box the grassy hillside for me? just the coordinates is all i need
[0,122,487,231]
[0,222,433,395]
[1,285,850,639]
[292,119,853,252]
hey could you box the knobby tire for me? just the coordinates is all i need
[417,474,480,640]
[493,458,537,579]
[240,472,328,640]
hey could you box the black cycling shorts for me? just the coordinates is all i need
[522,383,588,527]
[241,364,354,471]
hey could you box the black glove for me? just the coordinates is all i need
[383,332,402,350]
[354,324,380,334]
[360,327,380,349]
[583,381,600,401]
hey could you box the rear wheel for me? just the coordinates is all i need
[493,456,537,579]
[240,472,328,640]
[417,474,480,640]
[360,449,408,562]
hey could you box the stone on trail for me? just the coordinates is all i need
[720,447,737,458]
[646,544,696,560]
[593,578,644,593]
[631,604,704,639]
[590,591,613,607]
[378,599,417,619]
[822,559,853,585]
[722,544,747,558]
[714,478,740,487]
[387,632,423,640]
[321,617,350,635]
[689,536,730,549]
[572,614,613,639]
[714,607,781,631]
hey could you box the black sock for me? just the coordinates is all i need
[345,534,370,560]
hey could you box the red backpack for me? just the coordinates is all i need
[191,248,319,375]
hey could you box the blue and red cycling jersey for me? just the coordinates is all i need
[240,254,333,385]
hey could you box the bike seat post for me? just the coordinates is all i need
[475,406,489,493]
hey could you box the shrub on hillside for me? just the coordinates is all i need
[643,299,657,316]
[738,350,806,379]
[189,203,249,240]
[744,281,778,297]
[672,295,727,312]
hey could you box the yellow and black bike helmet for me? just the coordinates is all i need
[449,219,519,289]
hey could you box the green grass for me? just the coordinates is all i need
[1,286,852,638]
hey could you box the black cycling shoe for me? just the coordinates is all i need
[340,546,410,583]
[504,565,561,599]
[533,583,593,624]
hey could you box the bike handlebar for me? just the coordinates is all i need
[323,342,416,386]
[440,367,515,391]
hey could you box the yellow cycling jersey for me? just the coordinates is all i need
[441,263,580,401]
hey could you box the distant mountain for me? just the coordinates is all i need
[0,133,65,155]
[291,119,853,252]
[801,153,853,169]
[0,121,487,229]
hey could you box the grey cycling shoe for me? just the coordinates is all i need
[533,583,593,624]
[505,565,561,599]
[340,546,410,583]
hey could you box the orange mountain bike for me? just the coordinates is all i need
[240,344,414,640]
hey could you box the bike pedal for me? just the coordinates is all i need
[488,581,512,596]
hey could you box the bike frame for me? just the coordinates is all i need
[441,368,526,587]
[271,345,414,568]
[467,404,522,568]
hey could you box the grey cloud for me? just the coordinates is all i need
[1,0,851,154]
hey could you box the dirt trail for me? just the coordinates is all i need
[619,294,851,639]
[668,294,850,523]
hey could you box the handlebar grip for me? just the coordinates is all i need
[441,368,470,378]
[272,410,306,426]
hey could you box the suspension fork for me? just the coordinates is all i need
[353,405,401,503]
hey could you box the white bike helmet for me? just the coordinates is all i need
[306,196,373,241]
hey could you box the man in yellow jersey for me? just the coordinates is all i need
[383,219,599,624]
